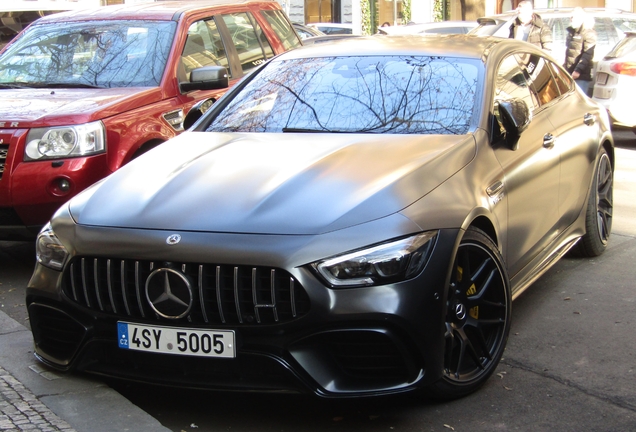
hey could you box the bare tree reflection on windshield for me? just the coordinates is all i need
[207,56,479,135]
[0,20,176,88]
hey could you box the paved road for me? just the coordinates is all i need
[1,131,635,431]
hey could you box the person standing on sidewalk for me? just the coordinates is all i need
[509,1,553,52]
[563,7,597,95]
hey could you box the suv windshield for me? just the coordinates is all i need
[206,56,479,135]
[0,20,177,88]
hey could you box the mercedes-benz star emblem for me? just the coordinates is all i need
[454,303,467,321]
[166,234,181,245]
[145,268,193,319]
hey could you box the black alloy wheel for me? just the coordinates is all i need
[574,147,613,257]
[427,227,511,400]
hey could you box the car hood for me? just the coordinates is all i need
[0,87,159,125]
[69,132,476,235]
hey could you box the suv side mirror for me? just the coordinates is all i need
[498,98,532,151]
[180,66,229,92]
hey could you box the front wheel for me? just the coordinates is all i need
[573,147,613,257]
[426,227,511,400]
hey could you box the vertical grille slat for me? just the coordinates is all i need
[198,265,209,323]
[215,266,226,324]
[135,261,146,318]
[62,258,309,325]
[93,258,105,312]
[121,261,131,316]
[270,269,279,322]
[106,259,118,314]
[70,262,79,302]
[233,267,243,324]
[81,258,91,308]
[0,144,8,180]
[252,268,260,324]
[290,277,297,318]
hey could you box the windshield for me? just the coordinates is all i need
[206,56,479,135]
[0,20,177,88]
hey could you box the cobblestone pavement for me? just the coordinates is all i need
[0,366,75,432]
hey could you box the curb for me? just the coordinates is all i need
[0,310,170,432]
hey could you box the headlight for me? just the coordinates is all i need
[24,121,106,161]
[312,231,438,288]
[36,223,69,271]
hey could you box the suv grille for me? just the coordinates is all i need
[0,143,8,180]
[62,258,310,326]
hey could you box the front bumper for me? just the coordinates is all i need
[0,127,111,240]
[26,228,459,397]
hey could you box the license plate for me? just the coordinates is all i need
[596,72,609,85]
[117,322,235,358]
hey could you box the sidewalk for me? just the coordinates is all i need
[0,310,171,432]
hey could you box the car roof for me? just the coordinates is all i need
[32,0,279,23]
[280,34,519,61]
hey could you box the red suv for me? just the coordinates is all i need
[0,0,301,239]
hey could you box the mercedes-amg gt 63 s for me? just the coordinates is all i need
[27,35,614,400]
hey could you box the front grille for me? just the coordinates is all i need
[0,143,8,180]
[62,258,310,326]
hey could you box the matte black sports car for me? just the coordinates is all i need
[27,35,614,400]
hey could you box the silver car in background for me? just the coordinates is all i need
[593,31,636,130]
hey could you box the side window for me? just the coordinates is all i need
[515,53,560,107]
[221,12,272,75]
[181,19,230,82]
[493,55,536,138]
[494,55,537,112]
[547,61,573,95]
[262,10,302,50]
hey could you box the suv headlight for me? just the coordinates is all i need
[25,121,106,161]
[36,223,69,271]
[312,231,438,288]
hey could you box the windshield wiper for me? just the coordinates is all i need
[282,127,351,133]
[31,82,103,89]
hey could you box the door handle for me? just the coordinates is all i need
[543,133,555,149]
[584,113,596,126]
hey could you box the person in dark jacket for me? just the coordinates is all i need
[509,1,552,52]
[563,7,596,95]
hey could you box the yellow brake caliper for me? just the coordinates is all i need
[459,266,479,319]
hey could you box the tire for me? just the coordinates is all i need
[573,147,613,257]
[426,227,511,400]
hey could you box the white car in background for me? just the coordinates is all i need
[593,31,636,130]
[378,21,477,35]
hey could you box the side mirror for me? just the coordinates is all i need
[183,98,216,130]
[180,66,229,93]
[498,98,532,150]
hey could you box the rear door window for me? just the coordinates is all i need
[262,10,302,50]
[221,12,273,75]
[515,54,561,107]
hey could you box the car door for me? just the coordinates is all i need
[491,53,561,278]
[523,56,601,225]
